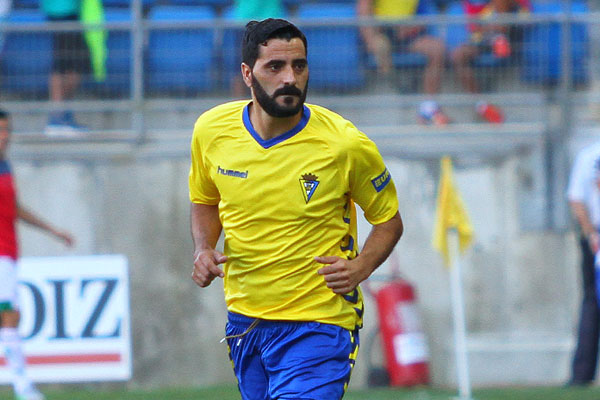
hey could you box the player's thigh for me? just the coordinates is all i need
[0,257,18,311]
[226,324,269,400]
[265,322,359,400]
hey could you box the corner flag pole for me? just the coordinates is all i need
[448,229,472,400]
[431,156,474,400]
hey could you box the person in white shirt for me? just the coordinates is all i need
[566,142,600,386]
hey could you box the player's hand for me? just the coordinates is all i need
[315,256,370,294]
[192,249,227,288]
[53,230,74,247]
[589,232,600,253]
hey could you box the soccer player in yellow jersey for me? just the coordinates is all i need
[189,19,403,399]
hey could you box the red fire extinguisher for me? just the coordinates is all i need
[372,277,430,386]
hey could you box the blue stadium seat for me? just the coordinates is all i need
[102,0,155,8]
[168,0,232,7]
[146,6,216,93]
[297,3,365,91]
[521,0,589,86]
[13,0,37,9]
[1,10,52,95]
[98,8,132,94]
[221,7,246,90]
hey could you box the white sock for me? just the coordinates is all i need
[0,327,33,394]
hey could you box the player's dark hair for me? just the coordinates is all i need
[242,18,307,69]
[0,109,9,120]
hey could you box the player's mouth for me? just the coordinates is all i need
[281,95,297,105]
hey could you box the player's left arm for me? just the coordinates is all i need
[316,212,403,294]
[16,202,74,246]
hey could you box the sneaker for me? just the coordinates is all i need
[418,100,450,125]
[44,111,88,137]
[15,386,45,400]
[476,101,504,124]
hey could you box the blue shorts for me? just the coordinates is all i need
[226,312,360,400]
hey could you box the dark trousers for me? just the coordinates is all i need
[570,237,600,383]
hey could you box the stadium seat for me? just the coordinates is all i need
[521,0,589,86]
[220,7,247,90]
[13,0,37,9]
[146,5,216,94]
[102,0,155,8]
[296,3,365,91]
[1,10,52,95]
[92,8,133,95]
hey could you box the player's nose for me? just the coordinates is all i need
[281,65,297,86]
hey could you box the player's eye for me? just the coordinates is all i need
[267,62,284,72]
[293,61,307,71]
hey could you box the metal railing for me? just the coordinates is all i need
[3,1,598,231]
[0,5,595,133]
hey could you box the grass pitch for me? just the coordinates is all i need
[1,384,600,400]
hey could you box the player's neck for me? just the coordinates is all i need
[248,102,302,141]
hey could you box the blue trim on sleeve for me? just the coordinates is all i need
[243,104,311,149]
[0,160,10,175]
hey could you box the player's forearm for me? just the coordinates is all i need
[190,202,222,254]
[570,201,597,237]
[355,212,403,277]
[17,204,57,235]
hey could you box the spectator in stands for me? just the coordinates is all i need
[234,0,283,20]
[357,0,450,125]
[449,0,531,123]
[42,0,91,135]
[566,143,600,386]
[0,109,74,400]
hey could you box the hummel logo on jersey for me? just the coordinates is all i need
[299,173,319,203]
[217,166,248,179]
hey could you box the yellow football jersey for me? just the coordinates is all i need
[189,100,399,330]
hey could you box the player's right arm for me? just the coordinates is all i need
[189,111,226,288]
[567,148,599,251]
[570,201,599,252]
[190,203,227,288]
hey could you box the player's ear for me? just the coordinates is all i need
[241,63,253,89]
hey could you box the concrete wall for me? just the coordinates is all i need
[7,140,582,390]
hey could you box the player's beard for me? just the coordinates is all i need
[251,72,308,118]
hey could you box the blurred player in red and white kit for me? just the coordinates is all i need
[450,0,530,123]
[0,109,73,400]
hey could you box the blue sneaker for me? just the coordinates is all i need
[44,111,88,137]
[418,100,450,125]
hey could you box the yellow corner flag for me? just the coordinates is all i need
[432,156,474,266]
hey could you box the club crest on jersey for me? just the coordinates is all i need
[299,173,320,203]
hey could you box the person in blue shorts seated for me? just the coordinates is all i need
[449,0,531,123]
[358,0,450,125]
[189,18,404,399]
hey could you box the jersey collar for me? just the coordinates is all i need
[243,103,311,149]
